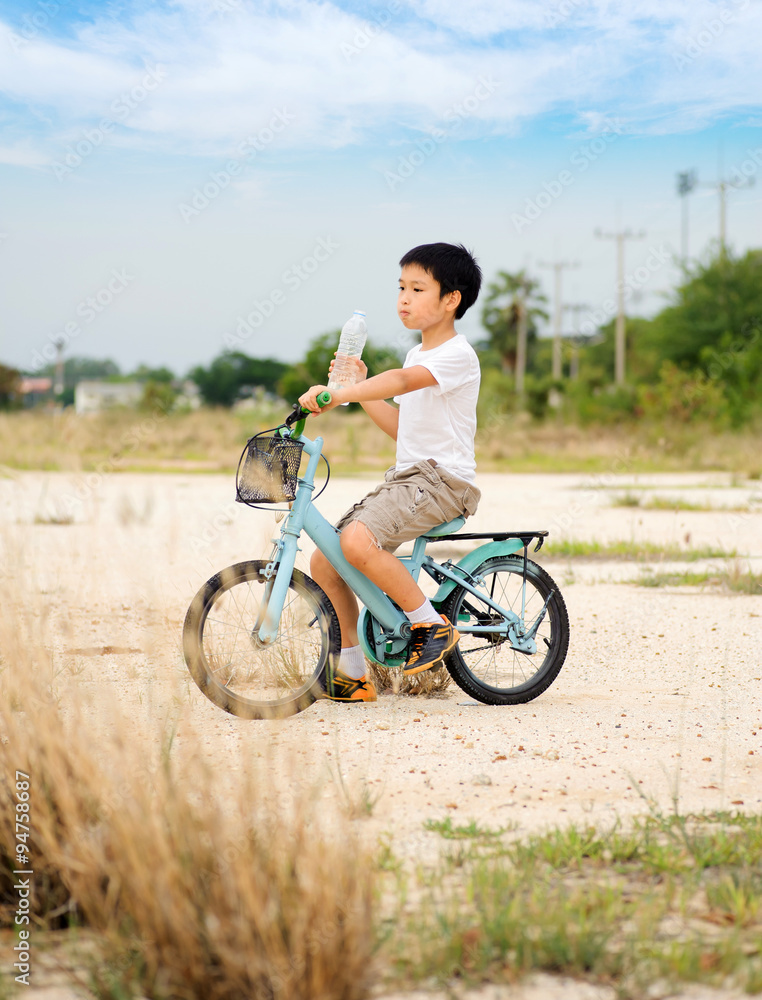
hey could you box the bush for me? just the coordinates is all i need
[636,361,729,426]
[564,382,638,425]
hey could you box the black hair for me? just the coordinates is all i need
[399,242,482,319]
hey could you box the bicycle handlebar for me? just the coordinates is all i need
[284,390,332,437]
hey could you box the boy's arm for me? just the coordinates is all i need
[361,399,399,440]
[299,365,436,413]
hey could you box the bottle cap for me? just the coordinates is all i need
[353,310,366,316]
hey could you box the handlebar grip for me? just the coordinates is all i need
[285,391,334,434]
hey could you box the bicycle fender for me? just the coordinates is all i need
[431,539,526,604]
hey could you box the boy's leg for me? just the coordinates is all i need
[340,521,459,675]
[310,548,360,647]
[339,521,425,613]
[310,548,376,701]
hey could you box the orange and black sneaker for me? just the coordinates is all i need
[403,616,460,676]
[322,669,377,702]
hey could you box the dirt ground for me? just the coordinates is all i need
[2,467,761,998]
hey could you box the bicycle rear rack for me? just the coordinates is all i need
[423,530,548,552]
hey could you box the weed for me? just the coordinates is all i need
[542,539,734,562]
[633,561,762,593]
[388,810,762,993]
[0,582,375,1000]
[611,491,642,507]
[642,496,715,512]
[424,817,510,841]
[332,764,381,819]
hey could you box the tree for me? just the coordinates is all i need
[644,248,762,424]
[131,364,175,383]
[480,270,548,375]
[649,249,762,372]
[189,352,289,407]
[30,356,121,389]
[277,332,403,405]
[0,363,20,409]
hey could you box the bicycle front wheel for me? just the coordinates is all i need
[183,561,340,719]
[442,555,569,705]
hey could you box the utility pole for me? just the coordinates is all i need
[563,303,590,380]
[594,227,646,386]
[700,174,755,256]
[515,290,528,398]
[676,170,697,263]
[53,337,65,397]
[538,260,579,380]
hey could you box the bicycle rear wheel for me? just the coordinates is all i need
[183,560,340,719]
[442,555,569,705]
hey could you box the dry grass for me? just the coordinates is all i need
[0,406,396,475]
[3,407,762,474]
[0,579,374,999]
[365,660,452,696]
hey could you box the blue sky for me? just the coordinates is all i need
[1,0,761,375]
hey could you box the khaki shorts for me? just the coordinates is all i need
[334,460,481,552]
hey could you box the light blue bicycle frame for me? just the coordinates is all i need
[257,428,541,661]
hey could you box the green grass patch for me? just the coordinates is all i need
[423,817,511,840]
[542,539,735,562]
[384,811,762,995]
[633,561,762,593]
[610,492,758,512]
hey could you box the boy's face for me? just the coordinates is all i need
[397,263,457,331]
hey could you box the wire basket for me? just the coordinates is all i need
[235,432,304,505]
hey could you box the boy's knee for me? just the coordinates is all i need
[340,521,381,565]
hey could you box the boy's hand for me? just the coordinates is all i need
[298,384,341,413]
[327,354,367,383]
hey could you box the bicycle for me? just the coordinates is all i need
[183,397,570,720]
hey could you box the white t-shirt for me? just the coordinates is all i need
[393,333,480,483]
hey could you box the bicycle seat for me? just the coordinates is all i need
[424,516,465,537]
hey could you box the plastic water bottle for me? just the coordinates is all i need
[327,310,368,404]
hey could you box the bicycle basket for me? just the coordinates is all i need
[235,432,304,505]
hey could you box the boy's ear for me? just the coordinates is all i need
[446,289,462,313]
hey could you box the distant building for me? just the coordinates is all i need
[175,379,202,410]
[19,377,53,407]
[74,380,143,415]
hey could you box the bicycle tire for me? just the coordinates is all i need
[442,555,569,705]
[183,560,341,720]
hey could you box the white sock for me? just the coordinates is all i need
[406,598,444,626]
[339,645,366,679]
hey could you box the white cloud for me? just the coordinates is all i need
[0,141,49,167]
[0,0,760,162]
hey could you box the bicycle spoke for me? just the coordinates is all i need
[201,575,326,702]
[452,563,554,693]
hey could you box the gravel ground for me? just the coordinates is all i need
[3,468,761,999]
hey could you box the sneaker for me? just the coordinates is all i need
[322,669,377,702]
[403,616,460,676]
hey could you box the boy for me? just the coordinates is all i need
[298,242,482,701]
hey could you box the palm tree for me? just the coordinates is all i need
[481,270,548,375]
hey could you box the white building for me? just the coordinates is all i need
[74,381,143,415]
